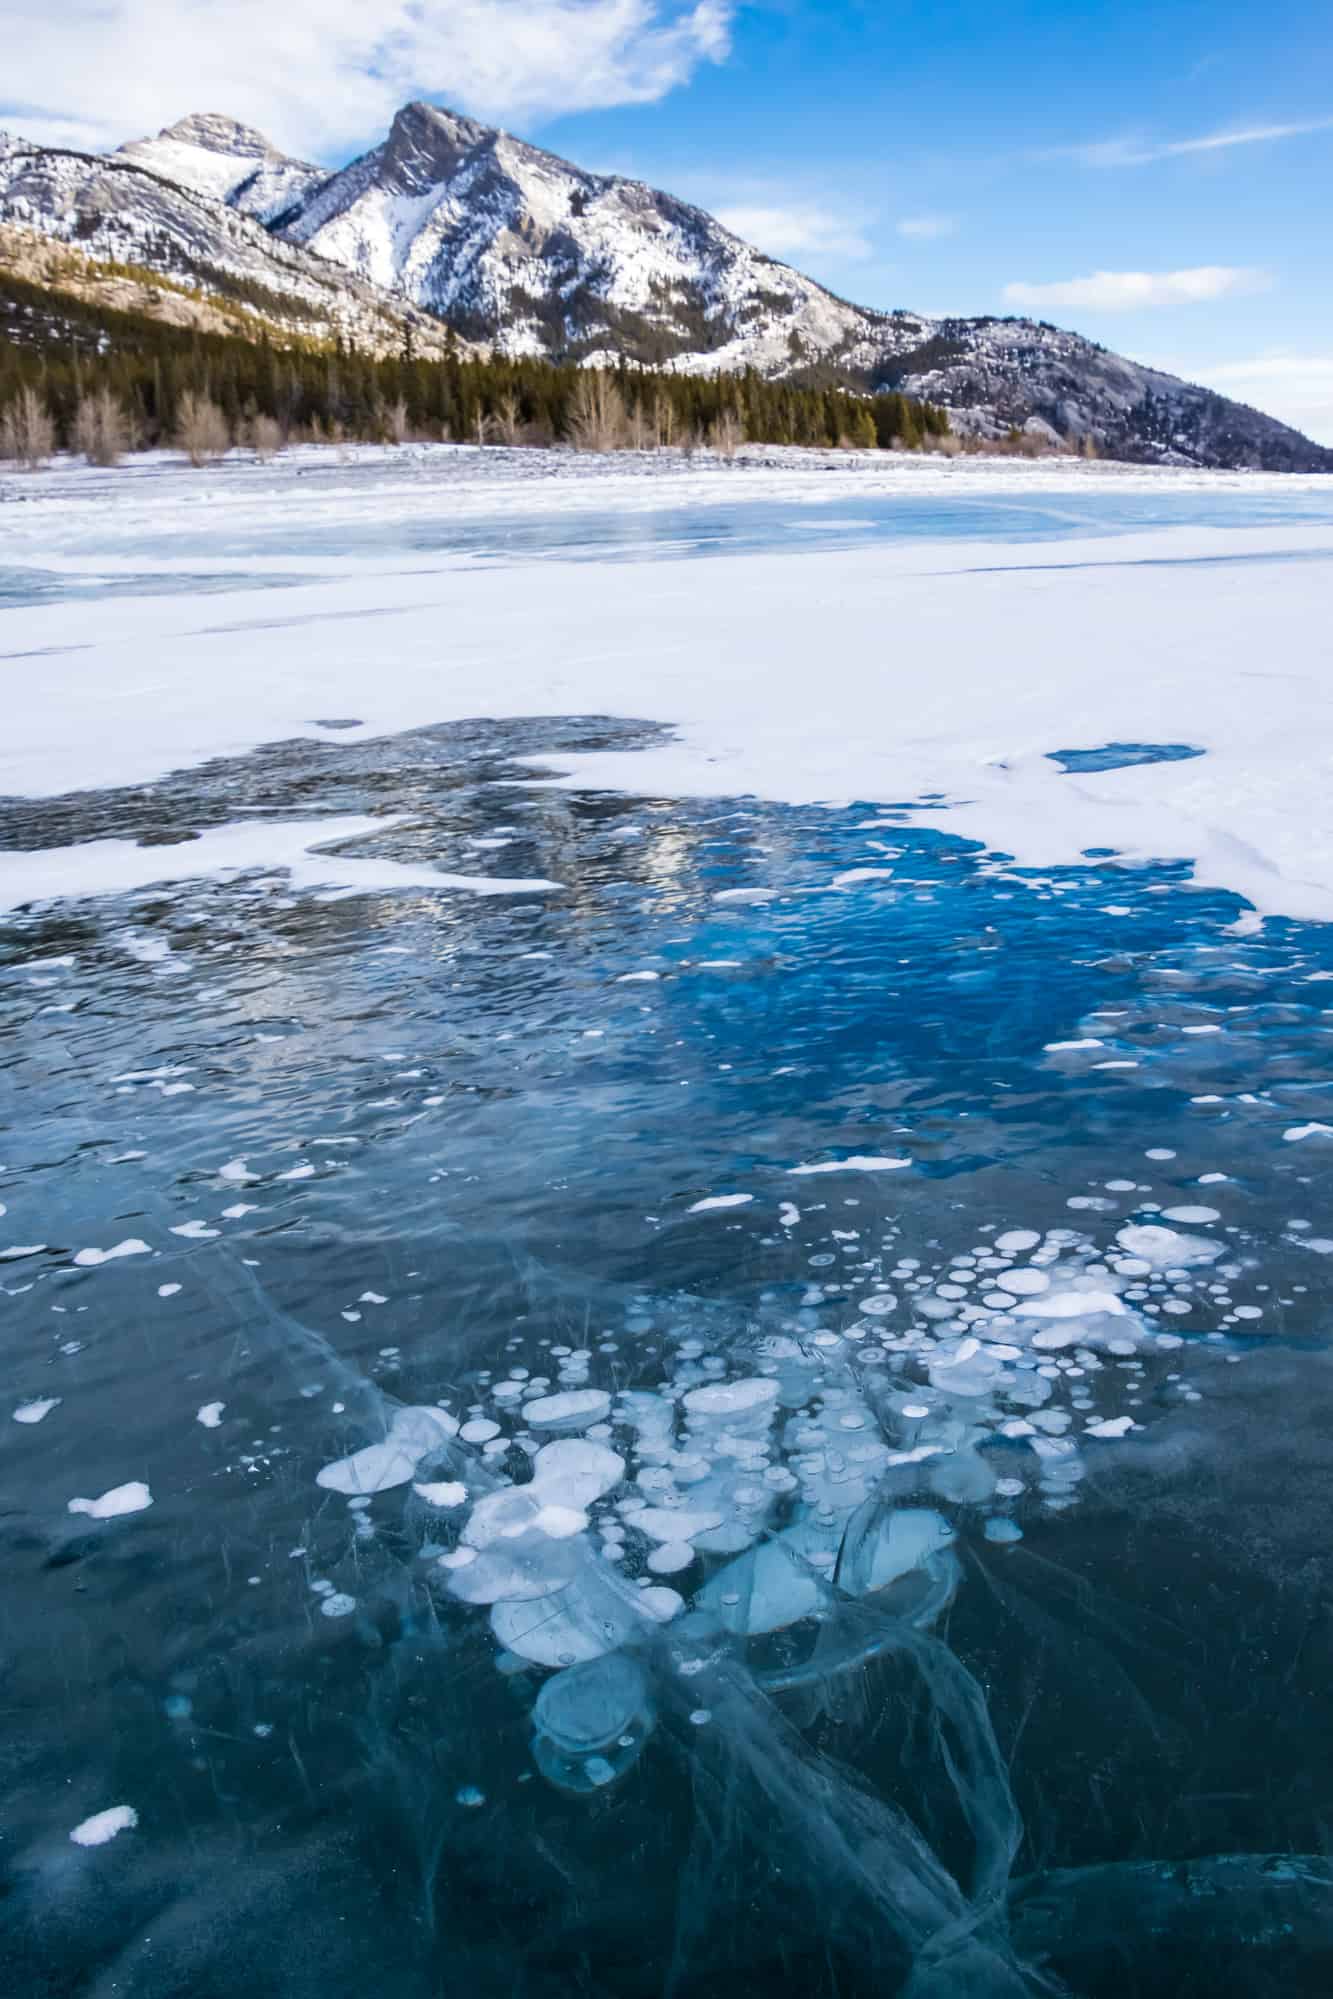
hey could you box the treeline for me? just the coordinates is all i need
[0,269,951,462]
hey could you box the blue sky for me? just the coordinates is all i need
[7,0,1332,438]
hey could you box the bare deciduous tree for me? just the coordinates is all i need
[243,411,283,460]
[176,391,230,467]
[567,372,628,453]
[1,386,56,469]
[384,397,410,444]
[485,392,521,446]
[74,388,133,466]
[624,401,654,451]
[710,409,742,458]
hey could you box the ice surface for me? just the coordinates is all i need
[6,460,1333,919]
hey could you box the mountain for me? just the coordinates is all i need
[117,113,328,225]
[3,105,1329,471]
[0,126,455,356]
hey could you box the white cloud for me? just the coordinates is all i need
[896,214,956,240]
[1003,266,1269,313]
[714,203,872,261]
[0,0,734,160]
[1191,354,1333,446]
[1067,117,1333,168]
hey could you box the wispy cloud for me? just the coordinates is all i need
[896,214,957,240]
[0,0,735,159]
[714,202,872,260]
[1064,116,1333,168]
[1003,266,1270,312]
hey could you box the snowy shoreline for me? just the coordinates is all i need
[6,437,1333,536]
[3,449,1333,925]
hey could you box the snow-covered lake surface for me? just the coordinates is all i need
[3,446,1333,1998]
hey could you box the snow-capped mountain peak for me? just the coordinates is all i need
[118,112,327,224]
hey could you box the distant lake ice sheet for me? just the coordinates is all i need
[3,457,1333,1998]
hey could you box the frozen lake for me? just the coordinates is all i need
[3,450,1333,1997]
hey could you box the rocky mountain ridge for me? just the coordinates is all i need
[1,106,1327,470]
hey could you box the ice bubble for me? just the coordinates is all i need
[683,1378,779,1418]
[1116,1224,1221,1270]
[698,1539,827,1636]
[413,1480,467,1508]
[789,1155,911,1175]
[1161,1206,1221,1225]
[1022,1289,1129,1319]
[1085,1416,1137,1439]
[647,1541,696,1575]
[13,1397,60,1424]
[465,1488,549,1547]
[522,1389,612,1431]
[447,1542,579,1605]
[536,1653,650,1754]
[70,1805,138,1847]
[929,1449,997,1506]
[632,1506,725,1544]
[196,1402,225,1429]
[983,1518,1023,1544]
[68,1481,153,1519]
[996,1268,1050,1297]
[995,1229,1041,1254]
[317,1441,422,1495]
[835,1503,955,1594]
[320,1592,357,1617]
[689,1194,753,1212]
[72,1239,151,1267]
[390,1405,460,1448]
[531,1438,626,1508]
[492,1568,677,1667]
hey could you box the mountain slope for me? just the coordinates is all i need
[0,129,454,356]
[3,105,1328,471]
